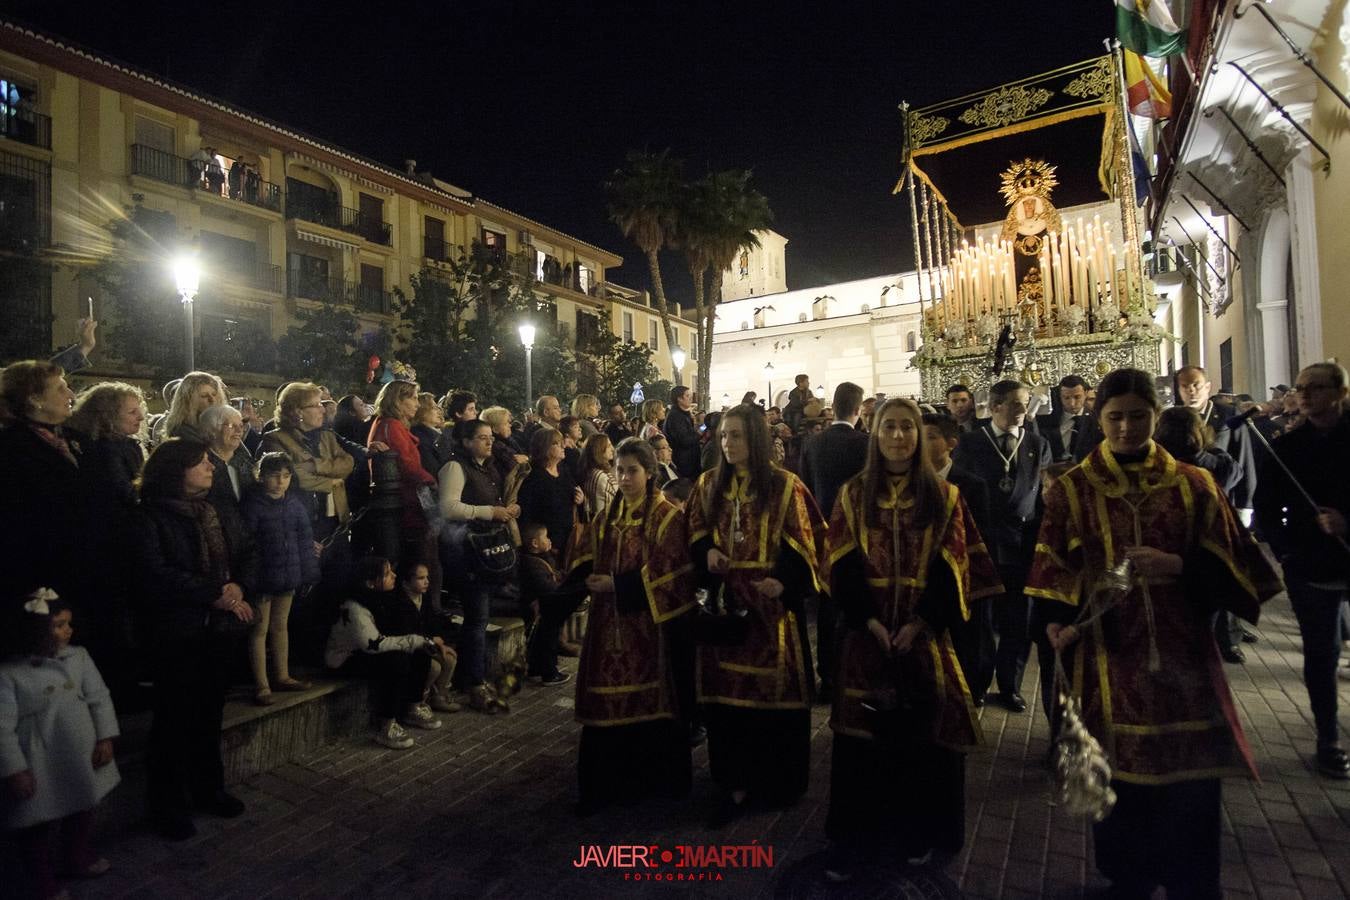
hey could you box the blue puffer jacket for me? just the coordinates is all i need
[240,487,320,595]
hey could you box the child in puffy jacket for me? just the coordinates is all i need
[241,452,320,705]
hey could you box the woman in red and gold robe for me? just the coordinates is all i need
[1027,368,1283,898]
[567,439,695,814]
[822,398,1002,877]
[687,404,825,823]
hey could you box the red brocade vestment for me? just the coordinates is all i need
[824,475,1003,749]
[567,492,694,727]
[1025,444,1284,784]
[687,468,826,709]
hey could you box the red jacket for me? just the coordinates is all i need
[369,416,435,531]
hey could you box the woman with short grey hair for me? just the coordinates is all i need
[199,403,255,509]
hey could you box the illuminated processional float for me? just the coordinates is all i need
[900,50,1170,399]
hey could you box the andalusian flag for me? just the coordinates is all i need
[1124,49,1172,118]
[1116,0,1185,57]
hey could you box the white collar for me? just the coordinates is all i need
[937,459,953,479]
[990,421,1021,440]
[830,419,855,429]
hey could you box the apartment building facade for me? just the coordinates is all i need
[0,22,693,395]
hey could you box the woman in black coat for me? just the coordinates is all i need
[0,360,81,603]
[130,438,257,841]
[67,381,150,702]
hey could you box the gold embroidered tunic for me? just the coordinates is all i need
[567,491,695,727]
[1025,444,1284,784]
[824,475,1003,750]
[687,468,825,710]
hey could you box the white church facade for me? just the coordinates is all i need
[709,231,925,407]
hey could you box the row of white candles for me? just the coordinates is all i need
[928,214,1128,327]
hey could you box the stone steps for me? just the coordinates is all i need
[94,617,526,837]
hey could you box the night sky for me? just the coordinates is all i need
[4,0,1113,299]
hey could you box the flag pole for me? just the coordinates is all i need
[1105,38,1147,311]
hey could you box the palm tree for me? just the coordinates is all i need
[604,149,683,374]
[695,169,773,394]
[669,175,718,391]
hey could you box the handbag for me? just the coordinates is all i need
[860,654,937,743]
[464,521,517,581]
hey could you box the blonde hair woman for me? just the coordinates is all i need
[640,398,665,442]
[160,371,227,443]
[261,381,356,553]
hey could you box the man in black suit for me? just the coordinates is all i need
[924,413,994,703]
[800,381,869,703]
[1175,365,1260,662]
[1036,375,1102,463]
[663,386,701,477]
[953,379,1051,713]
[945,383,980,434]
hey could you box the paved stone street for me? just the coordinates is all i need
[53,595,1350,898]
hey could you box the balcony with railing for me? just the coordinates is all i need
[216,261,284,294]
[286,269,393,314]
[129,145,283,212]
[424,236,453,263]
[286,195,391,245]
[0,107,51,150]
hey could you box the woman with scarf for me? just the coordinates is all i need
[0,361,82,604]
[567,439,695,813]
[686,403,826,824]
[1027,368,1283,898]
[821,398,1002,879]
[130,438,257,841]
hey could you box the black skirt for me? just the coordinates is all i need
[578,720,692,808]
[703,705,810,803]
[824,732,965,858]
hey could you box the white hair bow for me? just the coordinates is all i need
[23,587,58,615]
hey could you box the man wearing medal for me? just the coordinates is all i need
[953,379,1051,712]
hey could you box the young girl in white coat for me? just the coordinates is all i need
[1,588,120,899]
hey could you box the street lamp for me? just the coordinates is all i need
[518,323,536,411]
[670,344,686,386]
[720,392,730,410]
[172,255,201,372]
[763,361,774,405]
[815,384,826,400]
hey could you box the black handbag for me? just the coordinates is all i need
[691,583,751,646]
[464,521,517,580]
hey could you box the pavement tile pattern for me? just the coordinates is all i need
[44,595,1350,898]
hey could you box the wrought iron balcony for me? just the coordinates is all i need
[286,269,393,314]
[286,195,391,245]
[424,236,453,262]
[215,262,284,294]
[0,107,51,150]
[129,145,282,212]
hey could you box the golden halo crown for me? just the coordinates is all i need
[1000,158,1058,206]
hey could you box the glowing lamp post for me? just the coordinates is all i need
[763,361,774,405]
[173,255,201,372]
[815,384,826,400]
[518,323,536,410]
[670,344,686,386]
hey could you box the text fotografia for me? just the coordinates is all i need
[572,842,775,879]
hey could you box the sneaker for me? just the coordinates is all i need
[401,703,443,730]
[1317,745,1350,779]
[428,690,461,713]
[374,720,414,750]
[537,670,571,687]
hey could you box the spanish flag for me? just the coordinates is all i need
[1124,49,1172,119]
